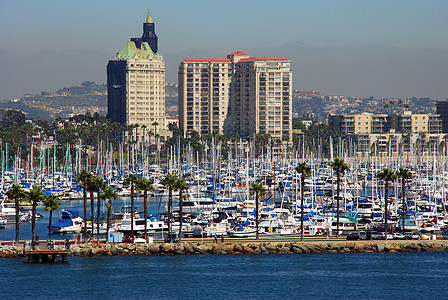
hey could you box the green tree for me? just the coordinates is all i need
[141,124,147,147]
[173,178,189,242]
[76,169,93,240]
[101,186,118,242]
[43,194,60,240]
[5,184,27,242]
[0,109,26,129]
[86,175,98,240]
[123,174,138,236]
[292,119,307,131]
[26,186,46,242]
[136,178,154,241]
[92,177,106,243]
[377,168,397,239]
[295,162,311,241]
[152,121,159,137]
[330,157,349,238]
[397,167,412,233]
[249,182,267,240]
[161,174,176,236]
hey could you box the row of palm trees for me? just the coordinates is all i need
[160,174,190,242]
[6,169,191,245]
[294,158,412,240]
[77,170,191,243]
[378,167,413,239]
[295,158,349,240]
[6,184,61,243]
[245,158,350,241]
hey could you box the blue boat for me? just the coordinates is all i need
[50,209,83,234]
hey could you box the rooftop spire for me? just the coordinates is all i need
[146,9,152,23]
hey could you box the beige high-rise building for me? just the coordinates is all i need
[178,58,232,135]
[178,51,292,143]
[227,56,292,143]
[107,11,166,143]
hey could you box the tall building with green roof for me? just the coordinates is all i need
[107,10,166,144]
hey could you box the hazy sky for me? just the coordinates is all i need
[1,0,447,56]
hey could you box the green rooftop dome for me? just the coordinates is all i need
[116,41,162,60]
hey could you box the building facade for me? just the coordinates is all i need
[329,111,444,153]
[178,57,232,136]
[178,52,292,144]
[329,111,442,135]
[107,11,166,143]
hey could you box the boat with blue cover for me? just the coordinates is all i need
[50,209,83,234]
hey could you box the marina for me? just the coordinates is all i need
[1,137,448,244]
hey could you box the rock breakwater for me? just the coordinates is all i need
[2,240,448,258]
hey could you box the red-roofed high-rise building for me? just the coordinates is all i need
[178,52,292,144]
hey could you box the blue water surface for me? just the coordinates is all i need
[1,252,447,299]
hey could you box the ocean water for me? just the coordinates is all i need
[1,252,447,299]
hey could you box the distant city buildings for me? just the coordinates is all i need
[178,51,292,144]
[329,111,444,153]
[107,11,167,143]
[329,111,442,135]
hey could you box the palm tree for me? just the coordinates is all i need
[152,121,160,161]
[27,185,45,242]
[174,178,189,242]
[92,177,105,243]
[152,121,159,137]
[249,182,267,240]
[86,175,98,240]
[161,174,176,235]
[330,157,349,238]
[76,169,92,240]
[101,186,118,242]
[397,167,412,233]
[295,162,311,241]
[134,124,140,143]
[6,184,26,242]
[43,194,60,240]
[141,124,147,151]
[136,178,154,241]
[123,174,138,236]
[377,168,397,240]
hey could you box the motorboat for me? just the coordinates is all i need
[119,216,168,235]
[0,215,6,228]
[50,209,84,233]
[0,199,17,222]
[227,224,257,238]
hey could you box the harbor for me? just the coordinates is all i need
[1,137,448,246]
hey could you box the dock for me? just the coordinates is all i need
[22,244,70,263]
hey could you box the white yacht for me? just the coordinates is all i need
[0,199,17,222]
[119,217,168,235]
[51,209,84,233]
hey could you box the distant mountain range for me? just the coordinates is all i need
[1,41,447,100]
